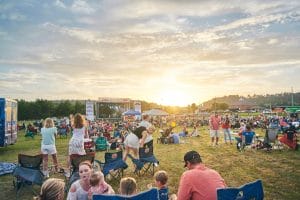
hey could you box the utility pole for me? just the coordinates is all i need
[214,97,216,113]
[291,87,294,106]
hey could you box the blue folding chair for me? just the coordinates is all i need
[128,142,159,176]
[13,154,44,199]
[93,188,159,200]
[236,131,256,151]
[101,150,128,182]
[217,179,264,200]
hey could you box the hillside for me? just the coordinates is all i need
[202,92,300,109]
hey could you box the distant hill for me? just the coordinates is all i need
[201,92,300,109]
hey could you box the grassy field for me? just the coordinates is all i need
[0,127,299,200]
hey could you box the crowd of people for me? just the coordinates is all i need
[36,150,225,200]
[34,111,298,200]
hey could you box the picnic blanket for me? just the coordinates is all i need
[0,162,16,176]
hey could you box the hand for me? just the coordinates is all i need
[147,183,153,189]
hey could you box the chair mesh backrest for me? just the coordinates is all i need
[139,146,154,158]
[18,154,43,170]
[243,132,255,145]
[217,180,264,200]
[105,151,123,163]
[70,152,95,172]
[93,188,159,200]
[267,128,279,142]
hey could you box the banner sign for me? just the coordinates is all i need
[134,101,141,113]
[86,101,95,121]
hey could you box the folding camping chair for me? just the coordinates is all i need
[57,127,68,138]
[95,136,109,151]
[279,126,298,150]
[93,188,159,200]
[217,179,264,200]
[236,131,257,151]
[24,130,35,139]
[128,143,159,176]
[13,154,44,199]
[258,126,283,151]
[67,152,101,188]
[100,150,128,182]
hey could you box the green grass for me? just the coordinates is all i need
[1,127,299,200]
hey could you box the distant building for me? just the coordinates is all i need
[229,98,257,111]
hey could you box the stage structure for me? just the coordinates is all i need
[95,98,132,118]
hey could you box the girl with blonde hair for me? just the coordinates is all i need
[34,178,65,200]
[41,118,59,177]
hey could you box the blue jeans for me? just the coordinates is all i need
[223,128,232,142]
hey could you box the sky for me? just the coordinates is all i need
[0,0,300,106]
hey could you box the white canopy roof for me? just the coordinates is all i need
[143,108,169,116]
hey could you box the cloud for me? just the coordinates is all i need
[71,0,95,14]
[0,0,300,103]
[0,12,26,21]
[54,0,66,9]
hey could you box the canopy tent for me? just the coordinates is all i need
[122,110,141,116]
[143,109,169,116]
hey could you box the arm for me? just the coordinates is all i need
[177,173,193,200]
[84,127,89,139]
[67,184,77,200]
[139,130,148,147]
[107,184,115,194]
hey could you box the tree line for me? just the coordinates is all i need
[17,99,85,120]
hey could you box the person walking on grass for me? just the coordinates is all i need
[40,118,59,178]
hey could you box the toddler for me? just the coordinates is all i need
[119,177,137,196]
[88,171,114,199]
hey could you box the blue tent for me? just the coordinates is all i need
[123,110,141,116]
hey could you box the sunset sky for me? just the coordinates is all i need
[0,0,299,106]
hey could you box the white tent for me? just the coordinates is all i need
[143,108,169,116]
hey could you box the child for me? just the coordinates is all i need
[148,170,169,200]
[148,170,177,200]
[119,177,137,196]
[88,171,114,199]
[40,118,59,177]
[67,113,88,174]
[34,178,65,200]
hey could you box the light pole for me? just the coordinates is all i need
[291,87,294,106]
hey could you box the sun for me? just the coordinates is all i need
[156,90,191,106]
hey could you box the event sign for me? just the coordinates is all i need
[86,101,95,121]
[134,101,141,113]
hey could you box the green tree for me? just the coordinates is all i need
[74,101,85,114]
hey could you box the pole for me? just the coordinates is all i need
[291,87,294,106]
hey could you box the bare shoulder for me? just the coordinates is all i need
[69,183,77,193]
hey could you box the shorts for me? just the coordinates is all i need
[210,130,220,138]
[124,133,139,149]
[41,144,57,155]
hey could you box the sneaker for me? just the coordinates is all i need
[64,171,70,178]
[43,171,49,178]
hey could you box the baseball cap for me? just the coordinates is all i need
[183,150,201,167]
